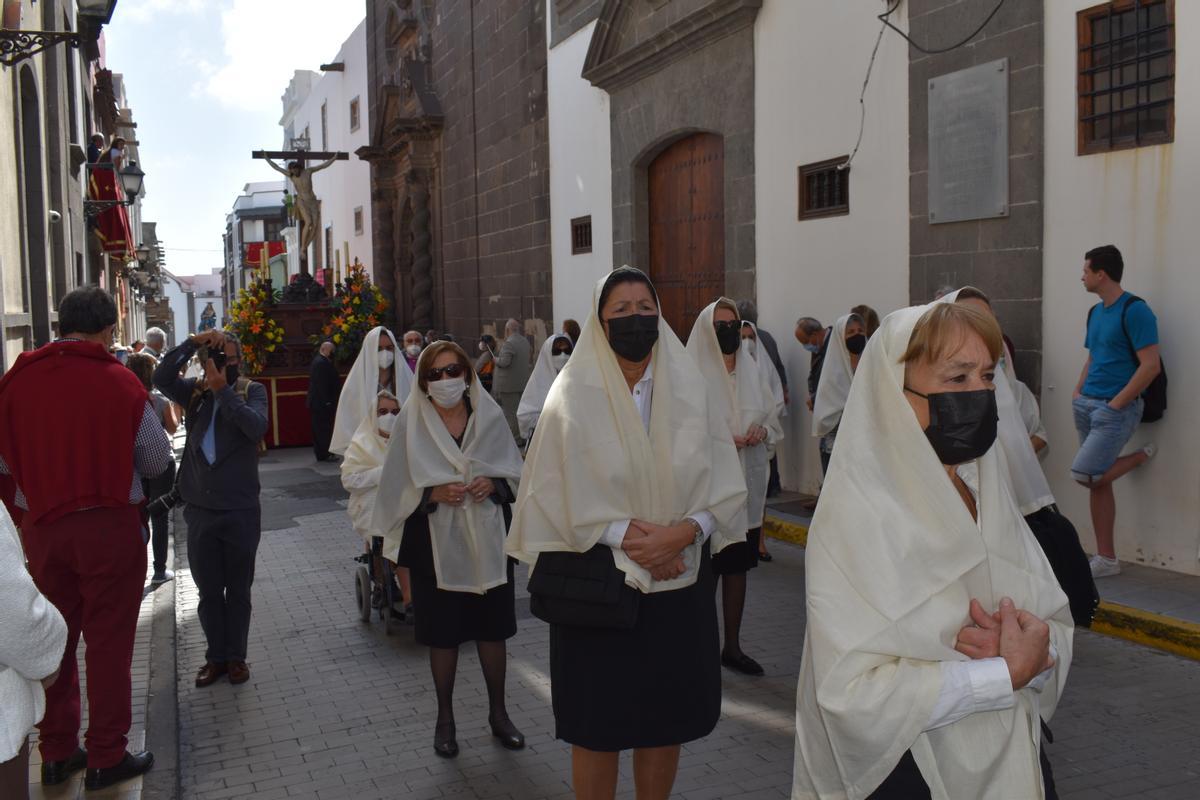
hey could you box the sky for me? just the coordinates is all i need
[103,0,366,278]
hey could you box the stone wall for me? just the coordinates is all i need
[908,0,1045,388]
[432,0,552,339]
[551,0,603,47]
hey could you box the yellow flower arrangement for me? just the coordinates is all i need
[313,263,389,363]
[228,278,286,376]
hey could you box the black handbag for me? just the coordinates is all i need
[527,545,641,630]
[1025,506,1100,628]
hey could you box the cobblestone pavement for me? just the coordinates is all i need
[173,453,1200,800]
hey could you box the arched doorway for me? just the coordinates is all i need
[19,65,51,346]
[647,132,725,339]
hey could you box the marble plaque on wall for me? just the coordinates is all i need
[928,58,1009,225]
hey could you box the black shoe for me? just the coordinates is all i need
[489,716,526,751]
[84,751,154,791]
[41,747,87,786]
[404,603,416,626]
[433,721,458,758]
[722,651,765,676]
[758,552,774,563]
[319,454,341,463]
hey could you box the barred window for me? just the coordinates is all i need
[349,97,361,132]
[354,207,364,235]
[571,216,592,255]
[798,158,849,221]
[1078,0,1174,155]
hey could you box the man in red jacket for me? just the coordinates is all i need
[0,287,171,791]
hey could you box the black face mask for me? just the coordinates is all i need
[905,387,998,465]
[845,334,867,355]
[715,323,742,355]
[605,314,659,362]
[225,364,240,386]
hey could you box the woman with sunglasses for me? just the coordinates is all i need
[688,300,783,677]
[516,333,573,444]
[372,342,527,759]
[341,391,410,621]
[507,268,747,800]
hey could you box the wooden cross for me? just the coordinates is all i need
[252,150,350,274]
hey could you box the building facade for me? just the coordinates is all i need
[279,20,373,282]
[1,0,165,364]
[361,0,552,341]
[222,181,288,311]
[547,0,1197,574]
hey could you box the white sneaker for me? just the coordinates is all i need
[1089,554,1121,578]
[1141,442,1158,461]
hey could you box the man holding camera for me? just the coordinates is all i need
[154,329,268,687]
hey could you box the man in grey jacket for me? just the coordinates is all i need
[154,329,268,689]
[493,318,532,440]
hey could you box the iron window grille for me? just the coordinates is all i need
[350,98,361,132]
[354,207,364,235]
[571,216,593,255]
[1077,0,1174,155]
[798,158,850,220]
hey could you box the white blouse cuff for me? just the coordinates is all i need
[926,657,1015,732]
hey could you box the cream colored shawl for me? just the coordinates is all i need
[506,273,748,593]
[371,358,525,594]
[941,290,1055,515]
[744,321,787,421]
[687,300,782,531]
[331,326,412,454]
[517,334,571,440]
[792,304,1074,800]
[340,414,388,542]
[811,314,855,437]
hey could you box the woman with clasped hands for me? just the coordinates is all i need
[371,342,527,760]
[791,302,1073,800]
[507,267,747,800]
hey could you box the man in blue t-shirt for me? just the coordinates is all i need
[1071,245,1161,578]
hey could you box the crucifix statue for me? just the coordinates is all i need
[252,149,349,272]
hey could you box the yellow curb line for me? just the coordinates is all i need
[1092,601,1200,662]
[763,513,808,548]
[765,513,1200,663]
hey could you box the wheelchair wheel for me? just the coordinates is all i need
[355,566,372,623]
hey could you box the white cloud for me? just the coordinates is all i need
[203,0,366,112]
[119,0,207,24]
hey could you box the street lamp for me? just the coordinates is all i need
[120,161,145,202]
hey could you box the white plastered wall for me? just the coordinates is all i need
[548,20,614,332]
[1042,1,1200,574]
[754,0,911,494]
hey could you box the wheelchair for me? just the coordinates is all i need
[354,536,411,635]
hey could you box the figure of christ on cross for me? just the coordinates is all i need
[253,150,348,271]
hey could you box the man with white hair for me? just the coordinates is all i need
[144,328,167,360]
[493,318,532,440]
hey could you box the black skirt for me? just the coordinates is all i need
[868,747,1058,799]
[711,527,761,575]
[549,546,721,751]
[396,505,517,649]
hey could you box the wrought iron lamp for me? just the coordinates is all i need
[83,161,145,220]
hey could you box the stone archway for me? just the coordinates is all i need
[646,132,726,339]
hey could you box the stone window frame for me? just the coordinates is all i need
[349,96,361,133]
[798,157,850,221]
[354,206,364,236]
[1076,0,1175,156]
[570,215,593,255]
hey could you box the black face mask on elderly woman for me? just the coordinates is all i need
[606,314,659,362]
[904,387,998,465]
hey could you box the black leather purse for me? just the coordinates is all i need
[527,545,641,630]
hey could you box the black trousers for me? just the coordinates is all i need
[184,504,262,663]
[144,460,176,574]
[311,408,335,459]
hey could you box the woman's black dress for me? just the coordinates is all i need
[395,473,518,650]
[711,526,761,575]
[549,544,722,751]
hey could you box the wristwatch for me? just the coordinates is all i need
[685,517,703,545]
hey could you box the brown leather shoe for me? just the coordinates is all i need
[228,661,250,685]
[195,661,227,687]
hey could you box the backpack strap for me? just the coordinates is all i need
[1119,294,1145,361]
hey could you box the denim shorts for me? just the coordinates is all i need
[1071,396,1143,481]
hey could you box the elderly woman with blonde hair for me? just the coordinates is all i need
[792,302,1073,799]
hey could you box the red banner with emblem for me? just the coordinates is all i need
[244,241,286,268]
[88,164,135,260]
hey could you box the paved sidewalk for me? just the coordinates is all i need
[170,449,1200,800]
